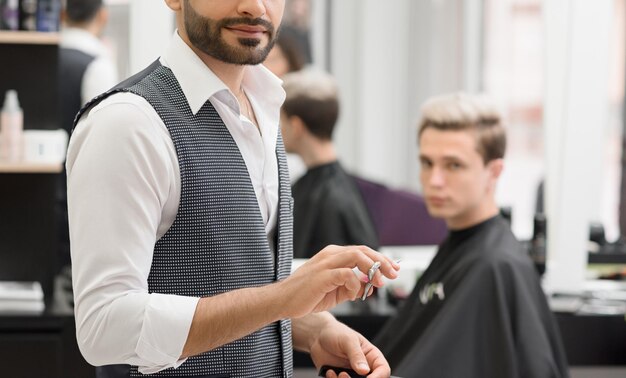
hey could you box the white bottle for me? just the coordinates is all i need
[1,90,24,162]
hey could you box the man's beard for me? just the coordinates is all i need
[184,1,278,65]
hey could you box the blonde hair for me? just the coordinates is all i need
[418,92,506,163]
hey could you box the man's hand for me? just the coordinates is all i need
[309,317,391,378]
[278,245,399,319]
[181,245,397,358]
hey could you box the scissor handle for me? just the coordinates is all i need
[367,261,382,280]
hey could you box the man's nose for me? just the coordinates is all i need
[429,167,445,186]
[238,0,267,19]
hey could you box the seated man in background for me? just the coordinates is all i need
[281,69,379,258]
[374,93,569,378]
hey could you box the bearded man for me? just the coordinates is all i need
[66,1,399,377]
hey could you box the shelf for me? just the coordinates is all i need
[0,162,62,174]
[0,31,60,45]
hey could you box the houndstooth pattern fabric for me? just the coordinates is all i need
[76,61,294,378]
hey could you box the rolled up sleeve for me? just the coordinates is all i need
[67,93,197,373]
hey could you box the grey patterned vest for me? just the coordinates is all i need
[75,61,294,378]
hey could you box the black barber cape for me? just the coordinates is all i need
[375,215,569,378]
[292,161,379,258]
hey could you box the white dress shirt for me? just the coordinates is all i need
[60,27,119,104]
[66,32,285,374]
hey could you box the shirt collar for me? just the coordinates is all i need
[161,31,285,116]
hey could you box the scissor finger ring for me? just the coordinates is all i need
[361,261,381,301]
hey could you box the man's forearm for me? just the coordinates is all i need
[183,286,334,358]
[181,283,288,358]
[182,245,399,358]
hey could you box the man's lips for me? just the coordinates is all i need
[427,196,446,206]
[225,25,267,35]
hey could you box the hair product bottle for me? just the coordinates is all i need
[36,0,61,32]
[1,89,24,162]
[1,0,20,30]
[19,0,37,31]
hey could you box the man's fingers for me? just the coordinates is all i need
[318,246,399,283]
[367,361,392,378]
[334,268,362,300]
[362,342,391,378]
[345,336,370,375]
[347,246,400,283]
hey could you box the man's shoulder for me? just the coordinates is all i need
[466,239,538,292]
[292,166,333,192]
[110,60,163,93]
[72,93,165,147]
[77,61,165,121]
[60,28,107,58]
[475,236,529,266]
[88,92,154,117]
[59,46,96,62]
[459,225,532,273]
[320,173,362,206]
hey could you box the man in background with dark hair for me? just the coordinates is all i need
[57,0,118,271]
[59,0,117,133]
[281,69,379,258]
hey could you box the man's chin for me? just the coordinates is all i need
[231,46,271,65]
[425,206,448,220]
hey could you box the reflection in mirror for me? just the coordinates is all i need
[483,0,544,240]
[613,0,626,244]
[102,0,130,79]
[282,0,312,64]
[485,0,624,245]
[101,0,174,81]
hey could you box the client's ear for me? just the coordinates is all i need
[488,158,504,180]
[289,116,307,138]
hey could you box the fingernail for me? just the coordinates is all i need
[360,274,370,283]
[393,259,402,269]
[358,362,369,371]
